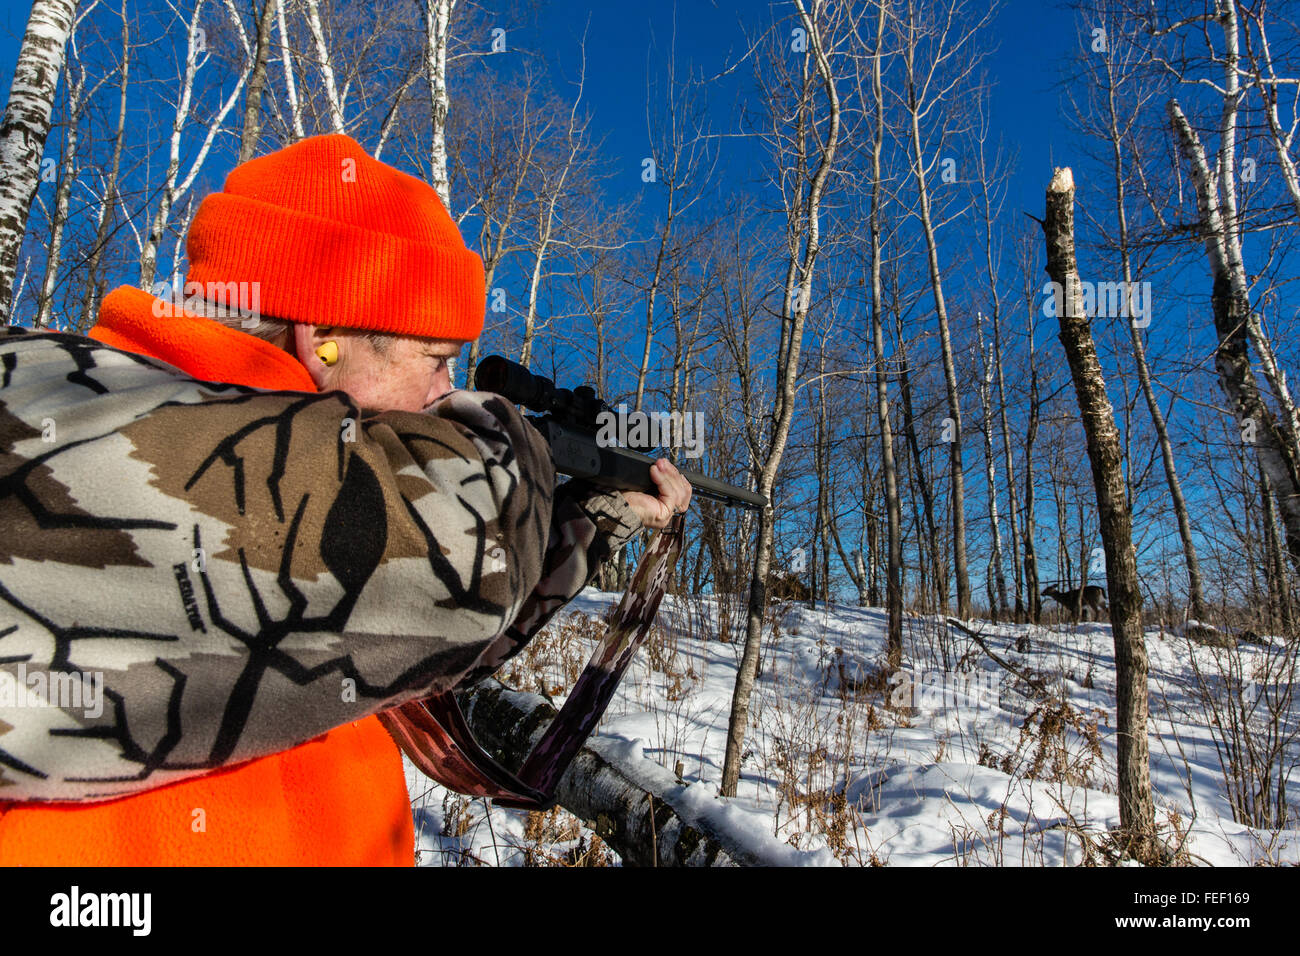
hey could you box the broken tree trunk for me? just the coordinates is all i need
[459,679,764,866]
[1043,166,1158,862]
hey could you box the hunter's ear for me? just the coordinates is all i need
[293,324,340,388]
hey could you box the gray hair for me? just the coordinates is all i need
[184,297,392,353]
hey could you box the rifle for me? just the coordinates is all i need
[382,357,764,812]
[473,354,766,511]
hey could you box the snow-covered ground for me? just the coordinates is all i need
[405,590,1300,866]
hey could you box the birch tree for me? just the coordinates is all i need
[1157,1,1300,578]
[860,0,902,661]
[0,0,79,323]
[36,3,107,328]
[302,0,345,132]
[424,0,454,208]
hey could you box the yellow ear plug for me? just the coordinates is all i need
[315,341,339,366]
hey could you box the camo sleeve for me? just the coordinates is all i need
[0,328,625,801]
[456,479,642,687]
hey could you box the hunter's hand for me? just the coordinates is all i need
[621,458,692,529]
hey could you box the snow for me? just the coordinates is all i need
[404,590,1300,866]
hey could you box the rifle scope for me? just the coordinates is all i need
[475,355,766,511]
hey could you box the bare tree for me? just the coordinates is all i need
[302,0,346,132]
[275,0,305,139]
[896,0,997,619]
[863,0,902,660]
[1044,166,1158,862]
[721,0,846,798]
[424,0,454,207]
[518,53,594,367]
[77,0,131,331]
[975,310,1008,618]
[139,0,251,289]
[237,0,279,162]
[0,0,79,323]
[452,67,555,387]
[37,3,111,328]
[632,14,717,413]
[1069,2,1207,621]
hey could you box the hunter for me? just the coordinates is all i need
[0,134,691,865]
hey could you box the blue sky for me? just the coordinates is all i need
[529,0,1079,220]
[1,0,1080,237]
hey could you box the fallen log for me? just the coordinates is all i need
[458,678,768,867]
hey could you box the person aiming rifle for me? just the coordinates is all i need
[0,135,696,865]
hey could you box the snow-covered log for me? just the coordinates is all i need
[460,678,767,866]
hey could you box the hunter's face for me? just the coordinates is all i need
[294,323,464,411]
[340,335,462,412]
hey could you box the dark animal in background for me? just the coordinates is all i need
[767,571,812,603]
[1041,584,1109,621]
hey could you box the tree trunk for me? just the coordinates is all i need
[977,311,1008,620]
[35,66,80,330]
[303,0,346,133]
[0,0,77,324]
[140,0,249,289]
[276,0,305,140]
[1097,63,1206,621]
[424,0,454,209]
[77,6,129,332]
[1022,340,1042,623]
[721,0,841,798]
[1259,463,1294,634]
[1171,98,1300,578]
[869,0,902,663]
[239,0,279,163]
[896,331,945,613]
[905,69,970,618]
[1043,166,1157,861]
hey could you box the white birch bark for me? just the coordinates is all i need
[303,0,345,133]
[425,0,454,210]
[0,0,78,323]
[276,0,305,140]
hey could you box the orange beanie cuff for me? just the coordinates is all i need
[185,134,485,341]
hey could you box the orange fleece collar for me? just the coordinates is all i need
[88,286,319,393]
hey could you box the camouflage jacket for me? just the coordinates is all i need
[0,327,639,801]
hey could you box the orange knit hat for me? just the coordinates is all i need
[185,134,485,340]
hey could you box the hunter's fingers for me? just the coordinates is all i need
[622,461,692,529]
[652,459,692,513]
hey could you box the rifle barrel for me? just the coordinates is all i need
[534,417,765,511]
